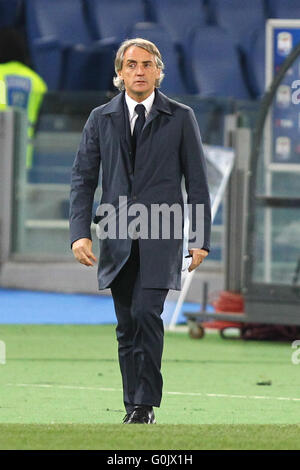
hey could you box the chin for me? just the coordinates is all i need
[133,85,148,91]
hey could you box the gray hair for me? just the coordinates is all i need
[113,37,165,91]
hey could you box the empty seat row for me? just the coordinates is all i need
[3,0,300,36]
[22,0,300,54]
[25,4,265,99]
[24,0,116,90]
[3,0,298,97]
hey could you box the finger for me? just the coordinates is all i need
[84,248,97,263]
[87,251,97,262]
[78,252,94,266]
[82,248,97,265]
[79,254,94,266]
[188,257,203,272]
[188,263,199,272]
[188,260,200,272]
[74,248,94,266]
[82,249,96,265]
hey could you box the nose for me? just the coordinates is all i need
[136,64,145,75]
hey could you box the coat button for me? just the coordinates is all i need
[132,195,137,200]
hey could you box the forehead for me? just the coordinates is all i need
[123,45,155,63]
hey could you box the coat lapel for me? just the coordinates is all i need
[123,99,133,153]
[101,92,126,144]
[101,91,134,173]
[143,89,173,131]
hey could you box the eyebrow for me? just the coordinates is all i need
[126,59,153,64]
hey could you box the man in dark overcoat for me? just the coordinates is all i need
[70,38,211,424]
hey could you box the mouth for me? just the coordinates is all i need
[134,80,147,84]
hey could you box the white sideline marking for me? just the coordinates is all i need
[5,383,300,403]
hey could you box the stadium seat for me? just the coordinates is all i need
[210,0,266,53]
[129,22,187,94]
[0,0,22,28]
[149,0,207,47]
[190,27,251,99]
[32,152,75,168]
[245,28,266,98]
[27,166,71,184]
[25,0,115,91]
[85,0,146,41]
[147,0,208,93]
[266,0,300,19]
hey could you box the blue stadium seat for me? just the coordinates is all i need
[25,0,115,91]
[210,0,266,53]
[27,166,71,184]
[0,0,22,28]
[246,28,266,98]
[33,152,75,168]
[147,0,208,93]
[266,0,300,19]
[129,22,187,95]
[85,0,146,41]
[149,0,207,47]
[190,27,251,99]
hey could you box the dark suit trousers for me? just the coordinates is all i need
[110,239,169,413]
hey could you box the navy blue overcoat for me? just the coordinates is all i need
[69,89,211,290]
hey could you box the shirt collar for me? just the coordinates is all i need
[125,90,155,118]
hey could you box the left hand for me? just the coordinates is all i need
[188,248,209,272]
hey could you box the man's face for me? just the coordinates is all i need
[118,45,161,102]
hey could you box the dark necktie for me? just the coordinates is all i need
[131,104,146,167]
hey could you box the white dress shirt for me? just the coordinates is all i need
[125,91,155,134]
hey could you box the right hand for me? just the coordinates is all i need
[72,238,97,267]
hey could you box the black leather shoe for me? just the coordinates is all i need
[126,406,156,424]
[122,413,132,423]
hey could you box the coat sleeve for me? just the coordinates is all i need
[69,109,101,247]
[180,107,211,252]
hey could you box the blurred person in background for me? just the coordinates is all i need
[0,27,47,167]
[70,38,211,424]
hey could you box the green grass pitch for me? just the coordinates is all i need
[0,324,299,449]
